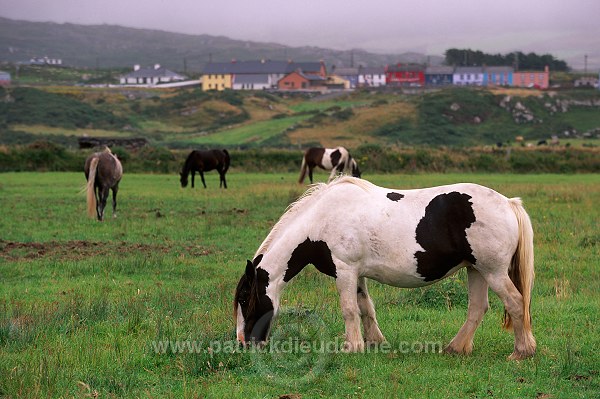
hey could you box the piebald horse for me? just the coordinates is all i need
[298,147,361,184]
[235,177,536,360]
[180,149,230,189]
[84,147,123,221]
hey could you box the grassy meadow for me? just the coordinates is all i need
[0,171,599,398]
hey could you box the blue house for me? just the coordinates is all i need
[483,66,513,86]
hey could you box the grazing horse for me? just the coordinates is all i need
[84,147,123,221]
[235,176,536,360]
[298,147,361,184]
[180,149,230,189]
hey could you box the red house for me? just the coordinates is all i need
[277,70,327,91]
[385,63,425,87]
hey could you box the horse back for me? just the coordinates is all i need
[296,179,519,287]
[85,151,122,186]
[304,147,326,168]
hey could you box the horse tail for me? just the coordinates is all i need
[222,149,230,173]
[298,154,308,184]
[504,198,535,334]
[86,156,99,218]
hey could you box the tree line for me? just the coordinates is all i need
[444,48,569,71]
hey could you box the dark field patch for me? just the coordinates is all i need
[0,239,211,261]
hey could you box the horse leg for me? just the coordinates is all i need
[97,186,110,221]
[335,269,364,352]
[200,171,207,188]
[357,277,386,346]
[444,267,489,355]
[220,171,227,189]
[111,184,119,218]
[191,171,195,188]
[93,185,101,220]
[308,166,314,184]
[483,272,536,360]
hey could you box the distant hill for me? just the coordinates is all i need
[0,17,443,73]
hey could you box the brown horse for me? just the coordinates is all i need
[298,147,361,184]
[180,149,230,188]
[84,147,123,221]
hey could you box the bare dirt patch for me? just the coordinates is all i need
[0,239,211,261]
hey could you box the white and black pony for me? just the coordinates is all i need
[235,177,536,360]
[180,149,230,189]
[298,147,361,184]
[84,147,123,221]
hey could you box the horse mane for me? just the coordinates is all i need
[256,176,372,255]
[181,151,197,174]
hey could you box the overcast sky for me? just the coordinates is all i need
[1,0,599,69]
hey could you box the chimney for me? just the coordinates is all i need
[133,64,140,71]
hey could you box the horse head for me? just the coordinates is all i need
[351,158,361,178]
[234,254,274,346]
[179,171,188,187]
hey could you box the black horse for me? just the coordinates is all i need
[180,149,230,188]
[84,147,123,221]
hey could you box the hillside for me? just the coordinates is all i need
[0,17,442,72]
[1,85,599,150]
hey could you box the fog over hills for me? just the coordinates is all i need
[0,17,444,72]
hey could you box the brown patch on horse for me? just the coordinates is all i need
[298,147,326,184]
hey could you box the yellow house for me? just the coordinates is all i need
[327,74,351,90]
[201,72,232,91]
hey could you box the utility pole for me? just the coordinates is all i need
[350,50,354,68]
[584,54,588,75]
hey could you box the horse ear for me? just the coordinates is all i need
[253,254,263,267]
[245,260,255,281]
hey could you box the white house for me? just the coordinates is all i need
[358,66,386,87]
[232,74,271,90]
[120,64,186,86]
[0,70,11,86]
[453,66,484,86]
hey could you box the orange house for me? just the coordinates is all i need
[513,65,550,89]
[278,70,327,91]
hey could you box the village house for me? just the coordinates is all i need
[0,70,11,86]
[29,56,62,66]
[453,66,485,86]
[326,74,351,90]
[425,66,454,86]
[513,66,550,89]
[483,66,514,86]
[385,64,425,87]
[201,59,326,91]
[573,75,598,89]
[277,70,327,91]
[332,67,359,89]
[358,66,386,87]
[119,64,186,86]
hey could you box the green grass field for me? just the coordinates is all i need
[1,172,599,398]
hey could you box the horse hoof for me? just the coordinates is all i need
[342,341,365,353]
[508,350,535,361]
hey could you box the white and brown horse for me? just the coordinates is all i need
[235,177,536,360]
[84,147,123,221]
[298,147,361,184]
